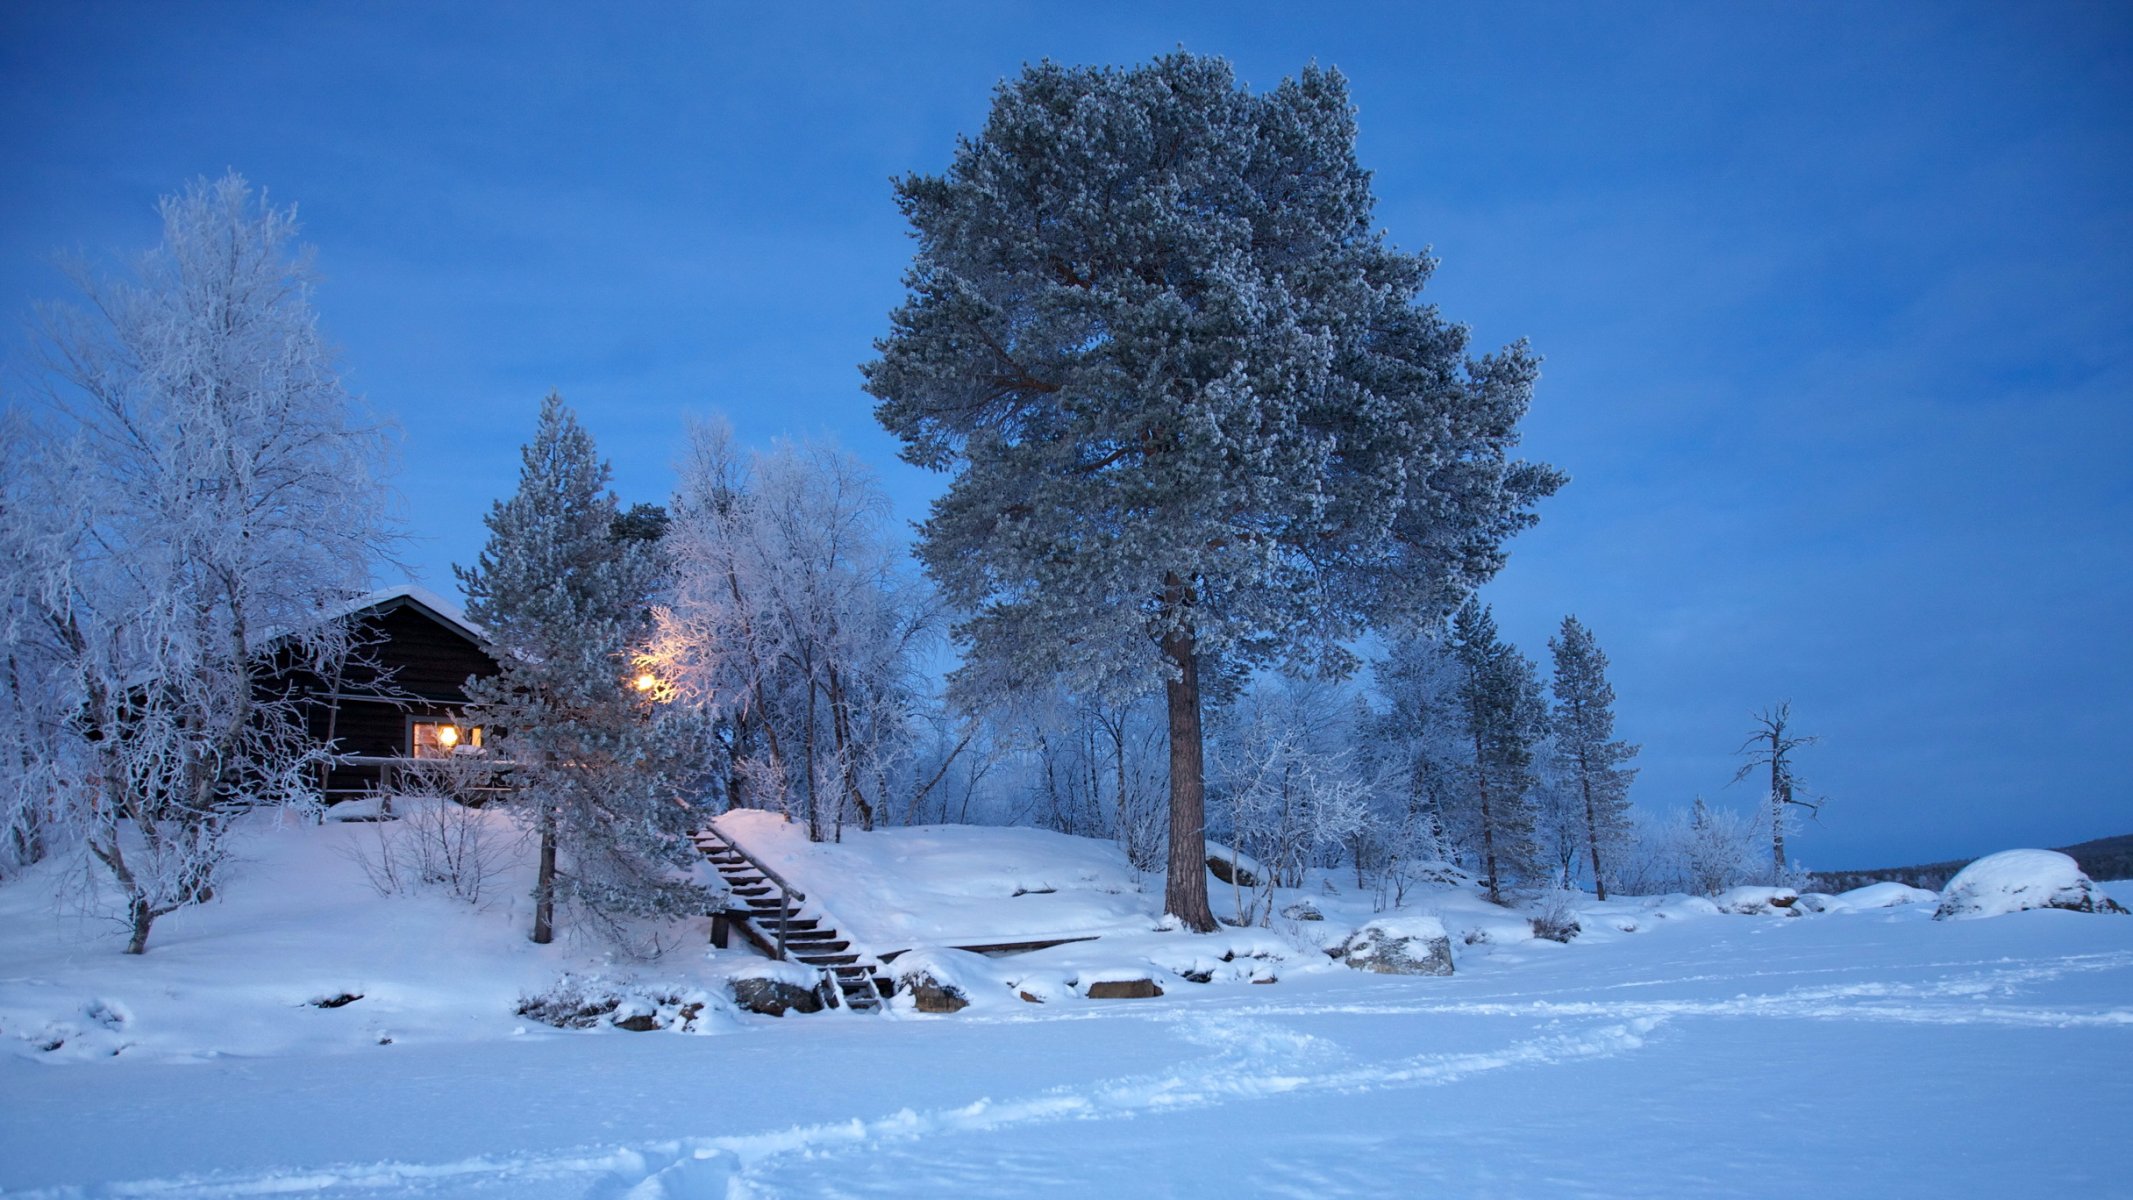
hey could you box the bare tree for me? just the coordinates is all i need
[18,174,392,952]
[654,420,937,840]
[1732,701,1823,879]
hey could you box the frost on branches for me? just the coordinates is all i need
[650,419,937,842]
[865,53,1560,931]
[5,174,391,952]
[457,395,713,948]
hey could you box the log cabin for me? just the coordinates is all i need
[276,585,504,801]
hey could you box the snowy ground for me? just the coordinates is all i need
[3,811,2130,1198]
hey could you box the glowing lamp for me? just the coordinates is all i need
[437,725,460,749]
[634,671,659,693]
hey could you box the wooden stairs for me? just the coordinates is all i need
[693,825,892,1013]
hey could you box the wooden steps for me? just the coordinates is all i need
[694,825,891,1013]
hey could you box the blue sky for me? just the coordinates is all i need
[4,2,2128,868]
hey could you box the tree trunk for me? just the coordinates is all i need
[1769,758,1787,877]
[127,894,154,956]
[1578,741,1608,901]
[1160,574,1216,933]
[1472,728,1502,906]
[531,811,557,944]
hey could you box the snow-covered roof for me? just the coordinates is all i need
[323,584,487,644]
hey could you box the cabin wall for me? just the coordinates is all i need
[262,600,502,796]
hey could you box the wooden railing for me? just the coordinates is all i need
[706,827,805,961]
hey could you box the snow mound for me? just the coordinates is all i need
[1715,886,1802,916]
[1832,882,1939,911]
[1934,850,2129,921]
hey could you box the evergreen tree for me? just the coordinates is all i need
[1548,616,1639,899]
[1450,600,1544,904]
[457,395,711,946]
[865,53,1560,931]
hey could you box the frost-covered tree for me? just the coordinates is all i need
[12,174,391,952]
[1548,616,1638,899]
[1449,600,1544,904]
[1732,701,1822,879]
[0,411,79,877]
[865,53,1561,931]
[1681,796,1759,896]
[1365,628,1467,885]
[458,395,712,946]
[652,420,937,840]
[1210,678,1370,924]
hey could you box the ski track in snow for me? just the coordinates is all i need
[11,1014,1659,1200]
[13,950,2129,1199]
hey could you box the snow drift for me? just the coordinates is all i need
[1933,849,2129,920]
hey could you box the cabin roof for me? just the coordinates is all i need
[323,585,487,647]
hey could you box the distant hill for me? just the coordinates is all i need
[1812,833,2133,893]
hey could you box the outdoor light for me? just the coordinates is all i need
[634,671,658,693]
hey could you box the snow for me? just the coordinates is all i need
[1713,884,1803,915]
[713,809,1157,950]
[4,818,2132,1198]
[1935,848,2125,920]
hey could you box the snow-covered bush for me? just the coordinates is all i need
[1531,886,1583,942]
[1613,800,1761,896]
[349,795,511,906]
[514,973,733,1032]
[1933,850,2129,921]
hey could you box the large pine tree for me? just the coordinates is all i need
[865,53,1561,930]
[458,394,710,945]
[1548,616,1638,899]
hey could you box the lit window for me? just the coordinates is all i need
[411,721,483,759]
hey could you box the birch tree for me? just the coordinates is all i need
[653,420,936,840]
[14,174,391,952]
[866,53,1561,931]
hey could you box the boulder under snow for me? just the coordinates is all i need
[1933,850,2129,921]
[1340,916,1455,976]
[1714,886,1802,916]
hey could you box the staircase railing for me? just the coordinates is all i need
[705,826,803,961]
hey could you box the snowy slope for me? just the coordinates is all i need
[714,808,1161,949]
[3,814,2130,1198]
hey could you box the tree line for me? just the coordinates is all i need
[2,54,1826,954]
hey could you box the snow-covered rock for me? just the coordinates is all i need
[1079,974,1163,999]
[1933,850,2129,921]
[1340,917,1454,976]
[1281,898,1324,921]
[720,958,830,1016]
[1832,882,1939,911]
[1714,886,1802,916]
[891,948,997,1013]
[1205,840,1262,887]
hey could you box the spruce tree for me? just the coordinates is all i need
[865,53,1561,931]
[1548,616,1638,899]
[457,394,711,945]
[1450,600,1544,904]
